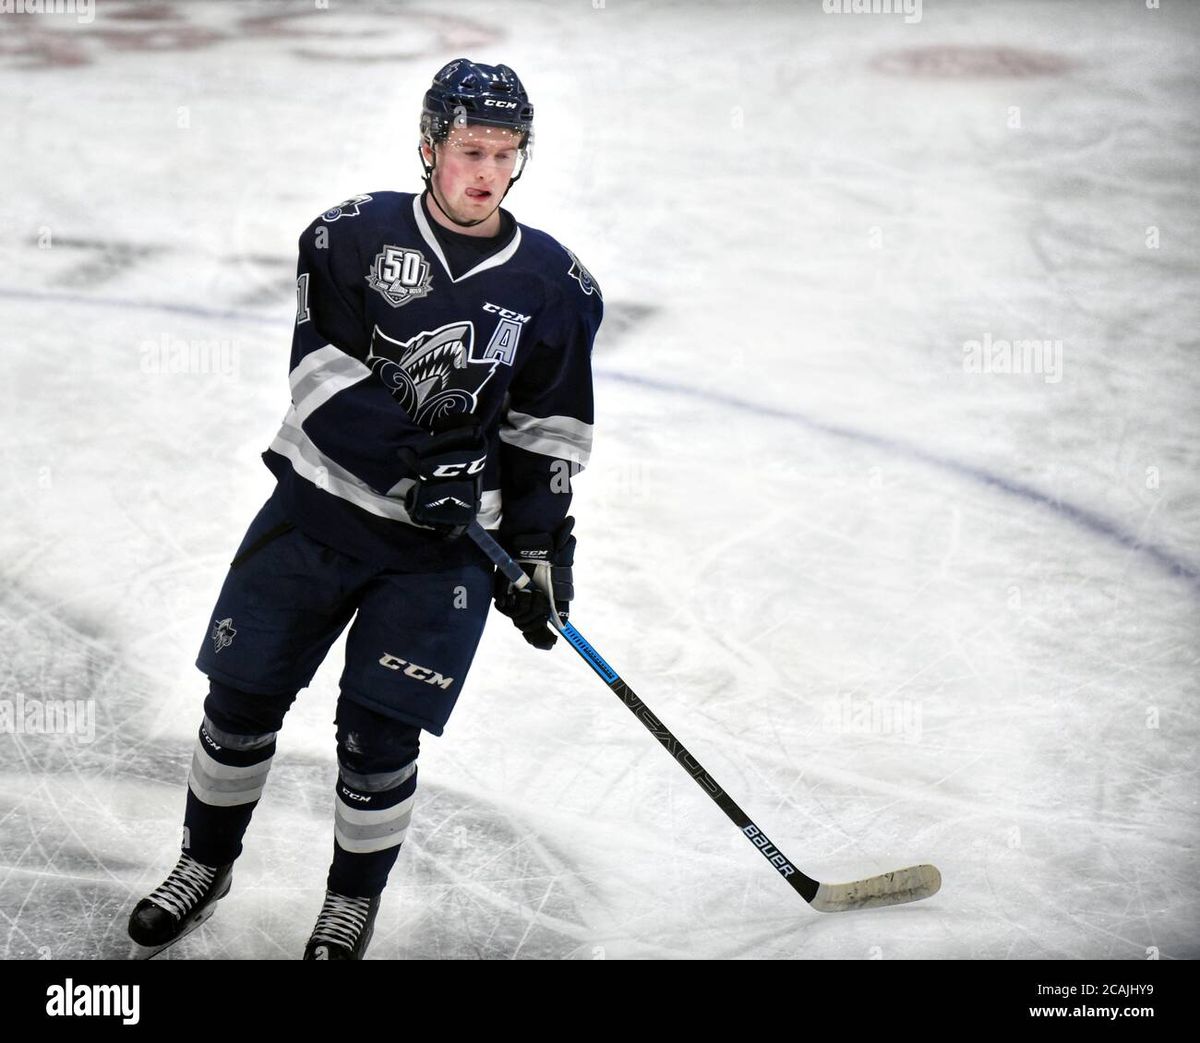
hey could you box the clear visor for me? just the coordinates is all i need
[437,120,531,176]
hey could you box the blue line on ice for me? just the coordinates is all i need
[6,288,1195,593]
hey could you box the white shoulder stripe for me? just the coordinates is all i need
[412,194,523,284]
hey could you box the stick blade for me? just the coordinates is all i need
[810,863,941,913]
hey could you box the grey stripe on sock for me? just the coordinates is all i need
[334,817,412,853]
[337,759,416,793]
[333,793,414,853]
[187,743,272,807]
[203,714,276,752]
[335,792,414,826]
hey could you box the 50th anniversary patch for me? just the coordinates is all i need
[367,245,434,308]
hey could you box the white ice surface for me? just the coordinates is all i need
[0,0,1197,960]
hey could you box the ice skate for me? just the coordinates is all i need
[302,890,380,960]
[127,853,233,959]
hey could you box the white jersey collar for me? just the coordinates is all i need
[412,193,522,284]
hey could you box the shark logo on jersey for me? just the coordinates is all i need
[322,194,373,222]
[211,617,237,654]
[367,320,497,426]
[366,245,434,308]
[564,247,602,299]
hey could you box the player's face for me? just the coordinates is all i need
[425,124,522,231]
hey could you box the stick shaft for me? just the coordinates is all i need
[467,523,819,901]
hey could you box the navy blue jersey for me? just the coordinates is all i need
[262,190,603,570]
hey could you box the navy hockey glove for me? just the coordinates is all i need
[493,517,575,650]
[397,424,487,538]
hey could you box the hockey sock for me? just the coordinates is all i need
[327,759,418,898]
[182,712,278,867]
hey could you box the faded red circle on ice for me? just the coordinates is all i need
[872,45,1074,79]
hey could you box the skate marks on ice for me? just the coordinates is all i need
[0,581,260,960]
[371,787,614,961]
[110,767,611,961]
[0,773,186,961]
[3,734,608,959]
[20,236,168,288]
[0,577,606,962]
[0,582,191,959]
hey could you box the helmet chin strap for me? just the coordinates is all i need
[419,141,519,230]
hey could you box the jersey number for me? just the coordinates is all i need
[296,273,310,325]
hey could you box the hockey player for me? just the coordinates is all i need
[127,59,603,960]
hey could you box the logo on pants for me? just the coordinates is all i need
[378,653,454,690]
[211,618,237,653]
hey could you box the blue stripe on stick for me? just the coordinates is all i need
[560,622,620,684]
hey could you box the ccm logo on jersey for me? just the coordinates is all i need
[483,302,531,323]
[378,654,454,689]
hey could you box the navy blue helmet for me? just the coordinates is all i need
[418,59,534,227]
[420,59,534,147]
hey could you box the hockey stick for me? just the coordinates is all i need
[468,522,941,913]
